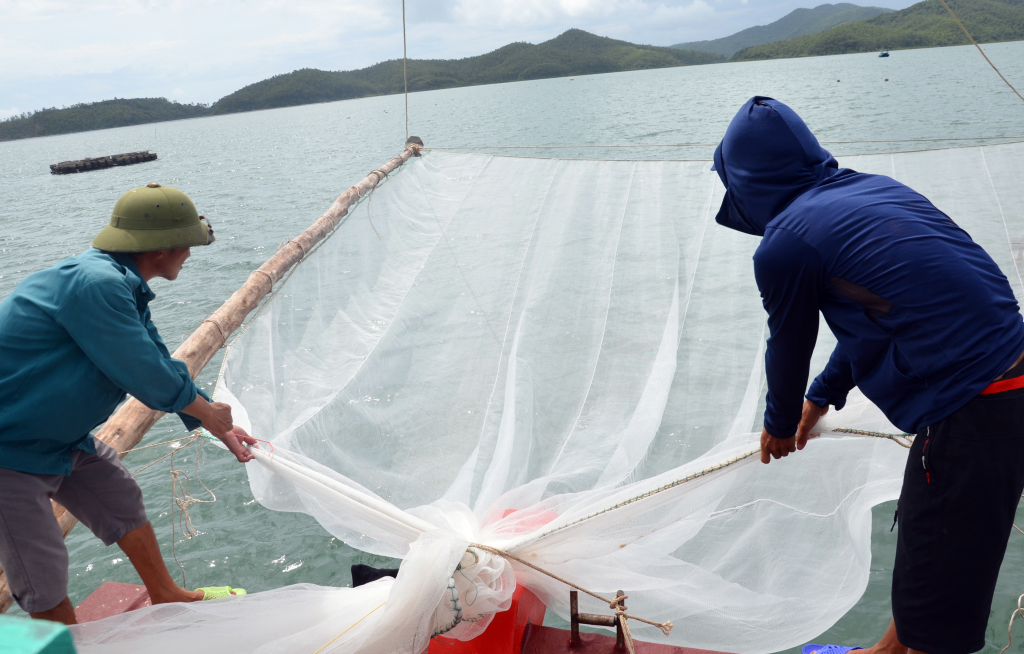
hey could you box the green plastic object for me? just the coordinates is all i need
[0,615,77,654]
[92,183,214,253]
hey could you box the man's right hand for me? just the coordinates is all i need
[760,399,829,464]
[795,399,829,448]
[182,396,254,463]
[200,401,234,436]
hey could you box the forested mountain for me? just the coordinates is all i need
[673,3,892,57]
[210,30,722,114]
[0,98,208,142]
[732,0,1024,60]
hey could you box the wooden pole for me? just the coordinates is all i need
[0,143,422,614]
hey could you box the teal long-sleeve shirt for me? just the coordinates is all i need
[0,248,208,475]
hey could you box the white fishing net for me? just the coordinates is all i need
[71,141,1024,654]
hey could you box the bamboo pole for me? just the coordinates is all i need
[0,142,422,614]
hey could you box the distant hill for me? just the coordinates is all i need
[0,98,209,142]
[672,3,892,57]
[0,30,722,141]
[211,30,722,114]
[733,0,1024,60]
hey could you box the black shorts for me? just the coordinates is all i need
[892,383,1024,654]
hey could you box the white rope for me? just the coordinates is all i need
[402,0,408,141]
[1002,593,1024,654]
[429,136,1024,150]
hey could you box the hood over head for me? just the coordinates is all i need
[712,97,838,236]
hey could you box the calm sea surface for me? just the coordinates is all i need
[3,41,1024,651]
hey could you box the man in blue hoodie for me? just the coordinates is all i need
[713,97,1024,654]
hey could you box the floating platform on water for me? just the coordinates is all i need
[49,151,157,175]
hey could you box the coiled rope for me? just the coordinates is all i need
[122,429,216,587]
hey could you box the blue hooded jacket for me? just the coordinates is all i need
[714,97,1024,437]
[0,249,209,475]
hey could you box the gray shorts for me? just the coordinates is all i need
[0,441,148,612]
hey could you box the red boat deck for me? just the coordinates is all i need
[75,581,151,622]
[521,623,730,654]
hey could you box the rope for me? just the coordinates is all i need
[250,269,275,287]
[168,432,217,587]
[467,542,673,641]
[832,427,915,448]
[423,138,1024,162]
[201,316,228,341]
[614,595,637,654]
[936,0,1024,104]
[279,238,307,258]
[516,448,761,547]
[402,0,409,141]
[311,601,387,654]
[1002,594,1024,654]
[122,435,196,454]
[128,433,201,476]
[125,430,216,588]
[429,136,1024,150]
[515,428,915,549]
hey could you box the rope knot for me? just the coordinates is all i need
[610,593,627,612]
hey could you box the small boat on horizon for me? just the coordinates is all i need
[879,50,890,57]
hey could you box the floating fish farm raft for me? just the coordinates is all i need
[49,151,157,175]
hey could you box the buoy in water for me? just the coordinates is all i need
[885,78,890,81]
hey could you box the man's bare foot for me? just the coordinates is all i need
[149,587,205,604]
[860,619,912,654]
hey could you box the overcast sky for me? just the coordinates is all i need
[0,0,916,119]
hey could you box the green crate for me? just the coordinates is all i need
[0,615,76,654]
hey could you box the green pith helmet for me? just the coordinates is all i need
[92,183,215,253]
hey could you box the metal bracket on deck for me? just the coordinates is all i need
[569,589,627,651]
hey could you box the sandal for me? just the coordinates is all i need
[196,586,247,600]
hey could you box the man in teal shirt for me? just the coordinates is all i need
[0,183,253,624]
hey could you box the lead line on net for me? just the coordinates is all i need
[516,429,914,549]
[832,427,914,448]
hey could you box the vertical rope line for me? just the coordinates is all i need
[979,147,1024,297]
[403,0,411,141]
[935,0,1024,103]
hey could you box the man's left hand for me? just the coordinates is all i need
[760,429,796,463]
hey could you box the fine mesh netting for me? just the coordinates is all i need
[72,142,1024,654]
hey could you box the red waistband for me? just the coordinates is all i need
[981,374,1024,395]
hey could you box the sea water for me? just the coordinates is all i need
[2,41,1024,652]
